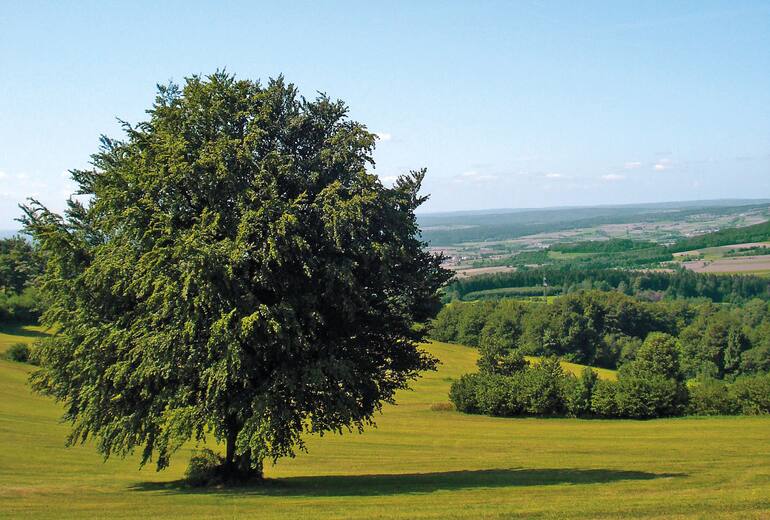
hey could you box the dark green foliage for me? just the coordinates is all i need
[0,237,44,323]
[614,373,686,419]
[477,340,529,376]
[451,329,692,420]
[462,286,561,301]
[606,333,688,419]
[184,449,226,487]
[668,220,770,253]
[589,379,618,417]
[449,360,570,417]
[729,373,770,415]
[519,357,568,415]
[0,287,42,323]
[551,239,659,254]
[6,342,31,363]
[0,236,42,294]
[632,333,685,381]
[566,368,598,417]
[687,380,739,416]
[740,346,770,374]
[431,291,770,378]
[22,72,450,476]
[449,374,482,414]
[446,266,770,304]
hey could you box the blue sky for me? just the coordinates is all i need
[1,1,769,228]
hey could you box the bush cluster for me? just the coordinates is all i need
[450,330,770,419]
[5,342,33,363]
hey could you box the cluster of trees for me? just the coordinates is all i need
[431,290,770,379]
[450,332,770,419]
[550,238,659,254]
[444,266,770,303]
[669,220,770,253]
[0,236,43,322]
[724,245,770,258]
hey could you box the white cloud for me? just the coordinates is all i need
[0,170,6,180]
[375,132,392,142]
[624,161,642,170]
[601,173,625,181]
[653,158,672,171]
[545,172,563,179]
[452,170,499,184]
[379,175,398,185]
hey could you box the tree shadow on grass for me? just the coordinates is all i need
[130,468,685,497]
[0,323,48,339]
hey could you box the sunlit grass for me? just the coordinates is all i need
[0,333,769,518]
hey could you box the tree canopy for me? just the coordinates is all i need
[22,72,450,479]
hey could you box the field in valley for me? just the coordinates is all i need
[2,328,770,519]
[673,242,770,275]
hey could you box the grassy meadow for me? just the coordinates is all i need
[2,331,770,518]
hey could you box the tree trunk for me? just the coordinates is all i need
[225,428,238,469]
[223,420,263,482]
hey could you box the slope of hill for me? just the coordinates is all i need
[2,330,770,518]
[419,200,770,246]
[670,220,770,253]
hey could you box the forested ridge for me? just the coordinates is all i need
[445,267,770,303]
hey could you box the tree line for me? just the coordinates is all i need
[0,236,43,322]
[444,266,770,303]
[430,290,770,378]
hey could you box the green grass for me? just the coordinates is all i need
[1,333,770,518]
[0,323,48,355]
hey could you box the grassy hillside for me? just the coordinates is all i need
[1,334,770,518]
[0,324,47,355]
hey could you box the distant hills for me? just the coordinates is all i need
[418,199,770,246]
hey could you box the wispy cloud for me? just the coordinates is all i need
[624,161,642,170]
[452,170,499,184]
[653,158,672,171]
[375,132,392,142]
[601,173,625,181]
[544,172,563,179]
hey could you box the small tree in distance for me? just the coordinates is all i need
[22,72,451,481]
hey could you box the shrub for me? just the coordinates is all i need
[477,338,529,376]
[590,379,618,417]
[475,374,521,416]
[449,374,482,413]
[518,357,568,415]
[687,379,739,416]
[634,332,684,381]
[730,374,770,415]
[6,342,31,363]
[739,345,770,374]
[567,367,598,417]
[614,371,688,419]
[185,449,225,487]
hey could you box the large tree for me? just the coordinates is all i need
[22,72,450,479]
